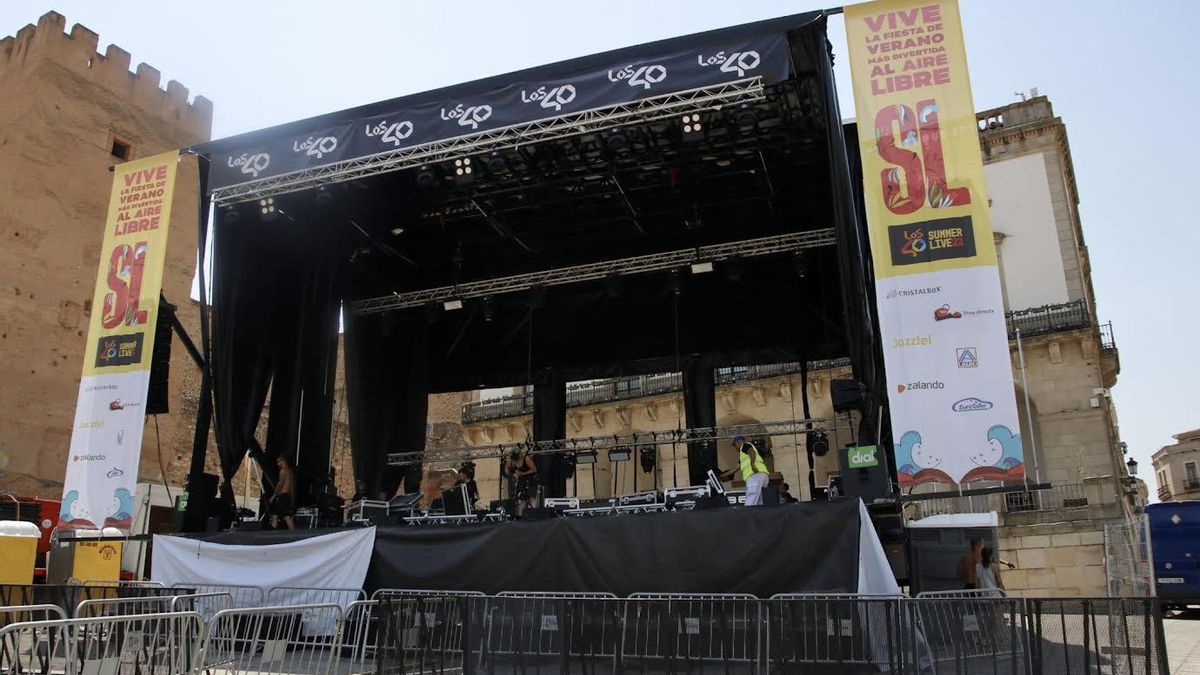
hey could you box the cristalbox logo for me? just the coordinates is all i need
[441,104,493,130]
[608,64,667,90]
[521,84,577,111]
[365,120,414,148]
[696,50,761,77]
[227,152,271,178]
[885,285,941,300]
[293,136,338,159]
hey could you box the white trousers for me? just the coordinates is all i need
[743,472,769,506]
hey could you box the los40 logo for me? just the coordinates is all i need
[874,99,971,215]
[100,241,150,329]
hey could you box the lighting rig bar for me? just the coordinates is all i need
[386,415,851,467]
[211,77,766,205]
[352,228,835,315]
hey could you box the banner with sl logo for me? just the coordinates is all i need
[61,150,179,529]
[844,0,1023,487]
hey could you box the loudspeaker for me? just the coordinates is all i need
[181,473,219,532]
[831,379,867,413]
[837,444,889,502]
[146,301,174,415]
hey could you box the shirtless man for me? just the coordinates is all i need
[270,456,296,530]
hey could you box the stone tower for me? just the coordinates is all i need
[0,11,213,497]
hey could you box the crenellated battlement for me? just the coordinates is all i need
[0,11,212,139]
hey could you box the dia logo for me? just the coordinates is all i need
[847,445,879,469]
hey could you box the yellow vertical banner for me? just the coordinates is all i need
[845,1,1025,486]
[62,150,179,529]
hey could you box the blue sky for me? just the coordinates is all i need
[3,1,1196,493]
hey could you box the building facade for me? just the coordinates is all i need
[0,12,214,498]
[1152,429,1200,502]
[457,96,1139,597]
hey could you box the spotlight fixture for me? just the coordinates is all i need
[604,127,629,153]
[575,450,598,465]
[453,157,474,184]
[390,227,405,236]
[443,299,464,311]
[314,187,334,207]
[792,251,809,279]
[667,269,683,295]
[481,296,495,322]
[639,446,657,474]
[259,197,278,221]
[221,205,241,225]
[681,113,704,141]
[808,431,830,458]
[486,151,508,175]
[608,447,632,463]
[690,261,714,274]
[415,165,438,188]
[735,104,758,132]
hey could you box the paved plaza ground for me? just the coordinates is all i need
[1164,609,1200,673]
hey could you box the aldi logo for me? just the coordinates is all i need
[956,347,978,368]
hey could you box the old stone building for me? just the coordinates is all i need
[1152,428,1200,502]
[0,12,214,498]
[457,96,1139,597]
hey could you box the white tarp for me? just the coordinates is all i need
[152,527,376,608]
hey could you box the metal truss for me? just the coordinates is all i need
[211,77,767,205]
[352,228,835,314]
[386,415,851,467]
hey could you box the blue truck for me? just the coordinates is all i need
[1148,501,1200,608]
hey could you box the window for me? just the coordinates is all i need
[1186,462,1199,488]
[110,136,131,161]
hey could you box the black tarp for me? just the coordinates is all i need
[186,499,864,597]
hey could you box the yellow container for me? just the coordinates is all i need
[0,521,40,585]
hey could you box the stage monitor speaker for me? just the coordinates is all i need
[442,484,471,516]
[146,302,174,415]
[837,444,889,502]
[831,379,867,413]
[181,473,219,532]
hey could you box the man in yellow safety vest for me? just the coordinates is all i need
[720,435,770,506]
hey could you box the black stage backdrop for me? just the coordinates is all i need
[186,500,862,597]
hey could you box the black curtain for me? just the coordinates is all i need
[681,358,717,485]
[344,312,430,498]
[210,207,345,504]
[532,370,567,498]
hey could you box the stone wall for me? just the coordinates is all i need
[998,518,1115,597]
[0,12,213,498]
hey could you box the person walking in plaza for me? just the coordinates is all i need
[721,435,770,506]
[976,547,1005,594]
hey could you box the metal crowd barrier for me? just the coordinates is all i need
[622,593,760,671]
[266,586,366,609]
[0,603,66,626]
[170,582,265,609]
[200,603,343,675]
[0,610,204,675]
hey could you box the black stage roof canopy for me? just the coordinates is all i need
[186,11,883,503]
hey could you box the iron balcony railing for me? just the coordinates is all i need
[1185,478,1200,491]
[1006,299,1089,338]
[1158,486,1173,501]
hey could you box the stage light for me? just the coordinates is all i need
[481,296,495,322]
[792,251,809,279]
[444,299,464,311]
[639,446,656,474]
[808,431,830,457]
[690,261,714,274]
[609,447,632,463]
[605,127,629,153]
[681,113,704,142]
[667,269,683,295]
[735,104,758,132]
[486,151,508,175]
[259,197,278,221]
[575,450,598,465]
[314,187,334,207]
[390,227,405,236]
[415,165,438,188]
[604,273,623,298]
[724,257,744,282]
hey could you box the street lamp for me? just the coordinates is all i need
[1126,457,1138,476]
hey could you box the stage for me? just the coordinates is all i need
[157,499,898,598]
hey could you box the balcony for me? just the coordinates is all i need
[1158,486,1174,501]
[1005,299,1091,339]
[1185,478,1200,491]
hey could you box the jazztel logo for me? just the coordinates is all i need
[365,120,414,147]
[608,64,667,90]
[79,419,103,430]
[227,152,271,178]
[888,216,977,266]
[696,50,761,77]
[896,380,943,393]
[892,335,932,348]
[521,84,577,111]
[293,136,338,159]
[885,285,941,300]
[440,104,493,129]
[952,397,993,412]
